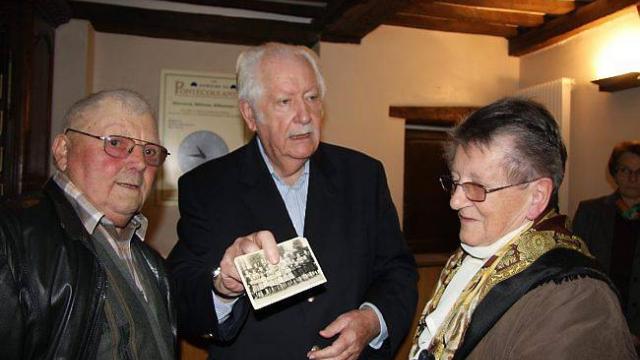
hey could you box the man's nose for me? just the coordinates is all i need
[127,144,147,170]
[295,99,312,124]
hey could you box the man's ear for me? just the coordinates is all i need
[239,100,258,132]
[52,134,70,172]
[526,177,554,220]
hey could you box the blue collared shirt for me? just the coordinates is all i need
[257,138,309,237]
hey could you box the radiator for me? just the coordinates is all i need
[516,78,575,215]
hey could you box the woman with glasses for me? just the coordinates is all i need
[409,98,636,360]
[574,141,640,347]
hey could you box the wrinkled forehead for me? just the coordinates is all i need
[79,99,158,139]
[618,151,640,169]
[455,135,514,161]
[451,136,514,177]
[259,53,317,84]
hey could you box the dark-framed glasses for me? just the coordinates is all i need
[438,174,539,202]
[65,128,170,167]
[617,166,640,178]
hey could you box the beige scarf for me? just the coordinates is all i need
[409,211,591,360]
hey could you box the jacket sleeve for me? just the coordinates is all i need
[364,161,419,355]
[469,278,637,359]
[166,172,249,343]
[0,213,25,360]
[572,202,593,247]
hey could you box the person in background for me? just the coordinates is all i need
[409,98,636,360]
[168,42,418,360]
[0,89,176,359]
[573,140,640,345]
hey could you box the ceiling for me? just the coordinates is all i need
[65,0,640,56]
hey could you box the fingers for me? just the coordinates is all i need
[240,230,279,264]
[307,337,351,360]
[215,230,279,297]
[215,246,244,296]
[308,311,369,360]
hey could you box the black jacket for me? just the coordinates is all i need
[0,180,176,359]
[168,138,418,359]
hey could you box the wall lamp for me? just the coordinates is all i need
[592,6,640,92]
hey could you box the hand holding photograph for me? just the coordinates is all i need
[234,237,327,310]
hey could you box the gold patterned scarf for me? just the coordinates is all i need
[409,211,591,360]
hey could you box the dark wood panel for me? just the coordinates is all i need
[69,1,320,46]
[404,129,460,254]
[509,0,639,56]
[160,0,325,18]
[22,14,54,193]
[322,0,412,42]
[385,13,518,38]
[436,0,576,15]
[390,106,477,126]
[0,0,65,201]
[403,2,545,27]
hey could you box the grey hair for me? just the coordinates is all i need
[62,89,154,131]
[235,42,326,108]
[446,97,567,210]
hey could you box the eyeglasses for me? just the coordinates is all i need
[65,128,170,167]
[438,175,539,202]
[617,166,640,178]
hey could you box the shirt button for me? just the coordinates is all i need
[307,296,315,303]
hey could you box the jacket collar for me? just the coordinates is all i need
[237,136,339,241]
[239,135,339,193]
[44,179,93,243]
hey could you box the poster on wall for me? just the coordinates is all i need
[157,69,247,205]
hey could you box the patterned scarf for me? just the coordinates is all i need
[409,211,591,360]
[616,197,640,220]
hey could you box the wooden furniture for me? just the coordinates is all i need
[390,106,476,254]
[0,0,70,201]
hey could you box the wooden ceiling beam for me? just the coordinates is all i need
[509,0,640,56]
[434,0,576,15]
[321,0,412,42]
[385,13,518,37]
[313,0,353,28]
[404,1,544,27]
[157,0,325,19]
[69,1,320,46]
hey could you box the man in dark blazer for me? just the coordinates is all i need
[167,42,418,360]
[573,140,640,341]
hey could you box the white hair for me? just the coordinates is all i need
[62,89,154,131]
[235,42,326,108]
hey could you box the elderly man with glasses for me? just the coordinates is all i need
[409,98,636,360]
[0,89,176,359]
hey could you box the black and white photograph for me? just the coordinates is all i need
[234,237,327,310]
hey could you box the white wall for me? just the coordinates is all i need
[53,23,519,255]
[51,19,94,172]
[92,33,250,256]
[520,7,640,217]
[320,25,519,222]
